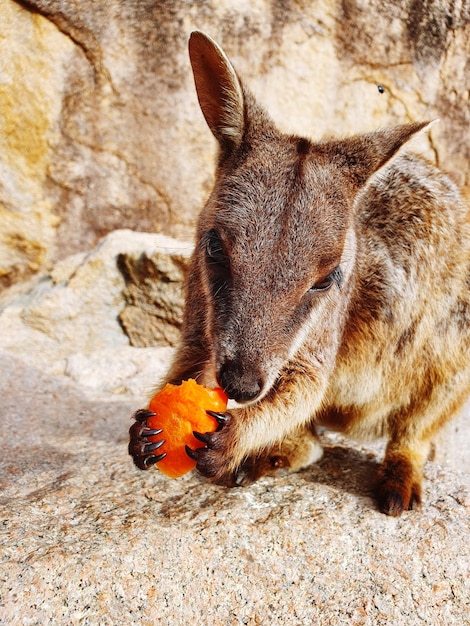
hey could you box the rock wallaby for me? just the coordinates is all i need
[130,31,470,516]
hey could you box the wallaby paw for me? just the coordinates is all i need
[128,409,167,470]
[376,454,422,516]
[235,453,292,484]
[185,411,240,486]
[232,433,324,484]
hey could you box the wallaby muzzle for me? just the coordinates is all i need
[217,358,265,403]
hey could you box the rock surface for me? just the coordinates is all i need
[0,230,469,625]
[1,0,469,285]
[118,245,189,348]
[0,349,469,625]
[0,229,190,396]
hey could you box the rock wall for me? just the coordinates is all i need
[0,0,469,288]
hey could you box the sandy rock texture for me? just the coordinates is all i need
[1,0,469,285]
[0,350,469,625]
[0,231,469,625]
[0,229,190,396]
[118,243,189,348]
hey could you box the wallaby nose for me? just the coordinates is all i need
[218,360,263,403]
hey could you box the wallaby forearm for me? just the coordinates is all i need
[226,363,329,470]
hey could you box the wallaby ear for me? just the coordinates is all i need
[189,31,245,153]
[336,120,437,188]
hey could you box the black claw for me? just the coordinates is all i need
[141,428,163,438]
[185,445,199,461]
[193,431,211,445]
[143,440,165,453]
[133,409,157,422]
[207,411,230,425]
[144,452,166,467]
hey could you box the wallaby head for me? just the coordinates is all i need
[188,31,431,405]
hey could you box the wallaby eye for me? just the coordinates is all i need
[203,229,229,269]
[309,266,343,293]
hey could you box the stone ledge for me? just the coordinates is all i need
[1,351,468,625]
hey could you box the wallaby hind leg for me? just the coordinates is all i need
[237,427,324,483]
[376,442,430,516]
[376,385,469,516]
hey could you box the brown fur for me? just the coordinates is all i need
[132,32,470,516]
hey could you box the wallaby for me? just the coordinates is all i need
[129,31,470,516]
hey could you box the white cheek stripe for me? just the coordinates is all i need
[227,399,245,410]
[287,307,322,361]
[288,232,356,362]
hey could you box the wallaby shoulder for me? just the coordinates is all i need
[357,152,469,248]
[352,152,470,317]
[325,152,470,440]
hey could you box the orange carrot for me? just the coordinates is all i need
[146,379,228,478]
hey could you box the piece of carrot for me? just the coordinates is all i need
[146,379,228,478]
